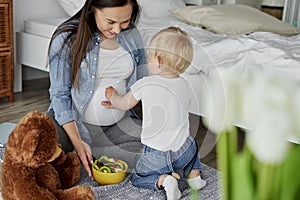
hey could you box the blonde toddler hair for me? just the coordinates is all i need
[149,26,193,74]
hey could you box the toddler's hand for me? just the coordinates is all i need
[101,101,112,108]
[105,86,115,100]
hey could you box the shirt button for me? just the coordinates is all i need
[89,90,93,94]
[80,105,83,109]
[91,75,95,79]
[94,57,97,61]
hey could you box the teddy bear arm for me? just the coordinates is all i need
[53,152,81,189]
[36,163,62,192]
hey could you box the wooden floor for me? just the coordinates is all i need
[0,78,51,124]
[0,78,217,169]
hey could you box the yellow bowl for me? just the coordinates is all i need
[92,160,128,185]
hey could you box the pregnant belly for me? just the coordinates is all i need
[83,81,126,126]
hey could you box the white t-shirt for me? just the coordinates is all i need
[83,47,133,126]
[130,75,192,151]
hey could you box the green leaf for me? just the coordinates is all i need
[280,144,300,200]
[256,162,278,200]
[217,127,238,200]
[232,149,254,200]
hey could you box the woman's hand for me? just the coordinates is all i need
[74,140,94,180]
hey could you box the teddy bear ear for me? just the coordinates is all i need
[6,111,58,167]
[6,119,41,166]
[20,129,42,164]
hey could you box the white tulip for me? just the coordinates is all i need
[243,69,293,163]
[246,110,291,164]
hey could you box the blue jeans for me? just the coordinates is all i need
[131,135,201,190]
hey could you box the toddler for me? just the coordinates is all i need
[102,27,206,199]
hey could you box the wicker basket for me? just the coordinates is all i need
[0,0,14,103]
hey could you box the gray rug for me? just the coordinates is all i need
[78,162,221,199]
[0,147,222,200]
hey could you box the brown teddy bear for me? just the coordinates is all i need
[1,111,94,200]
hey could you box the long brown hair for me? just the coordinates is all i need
[49,0,140,89]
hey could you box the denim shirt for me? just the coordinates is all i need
[48,26,148,143]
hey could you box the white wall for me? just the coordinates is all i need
[262,0,284,7]
[222,0,262,9]
[13,0,68,91]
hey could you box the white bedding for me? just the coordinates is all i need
[137,15,300,80]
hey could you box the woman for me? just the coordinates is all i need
[47,0,148,180]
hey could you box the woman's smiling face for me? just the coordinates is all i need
[94,4,132,40]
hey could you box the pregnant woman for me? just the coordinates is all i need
[46,0,148,179]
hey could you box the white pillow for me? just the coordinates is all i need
[56,0,85,16]
[171,4,300,35]
[138,0,186,18]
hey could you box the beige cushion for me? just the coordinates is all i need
[170,4,300,35]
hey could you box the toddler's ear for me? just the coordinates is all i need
[155,56,161,67]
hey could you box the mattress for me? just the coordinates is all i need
[24,17,68,38]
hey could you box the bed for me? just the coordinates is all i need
[16,17,67,72]
[16,1,300,133]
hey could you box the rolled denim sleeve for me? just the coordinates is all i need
[133,28,148,79]
[48,33,74,126]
